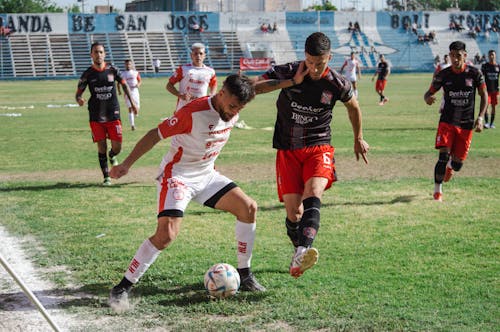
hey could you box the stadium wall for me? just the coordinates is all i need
[0,11,499,79]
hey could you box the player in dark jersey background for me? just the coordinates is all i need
[253,32,369,278]
[424,41,487,202]
[371,54,391,105]
[481,50,499,129]
[75,41,137,186]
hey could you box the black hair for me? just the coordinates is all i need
[305,32,331,56]
[223,74,255,105]
[488,49,496,55]
[449,41,466,52]
[90,41,105,53]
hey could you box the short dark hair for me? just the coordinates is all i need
[449,41,466,52]
[223,74,255,105]
[90,41,105,53]
[488,49,496,55]
[305,32,331,56]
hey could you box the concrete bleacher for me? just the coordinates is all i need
[1,11,499,79]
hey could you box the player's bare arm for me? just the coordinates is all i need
[110,128,161,179]
[254,61,309,94]
[344,97,369,164]
[75,91,85,106]
[475,85,488,132]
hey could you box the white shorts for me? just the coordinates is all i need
[125,88,140,109]
[156,169,235,216]
[344,73,357,83]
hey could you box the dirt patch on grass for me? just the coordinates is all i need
[0,155,498,185]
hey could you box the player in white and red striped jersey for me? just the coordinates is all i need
[108,74,265,313]
[166,43,217,111]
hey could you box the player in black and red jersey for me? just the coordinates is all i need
[424,41,488,202]
[75,41,137,186]
[371,54,391,105]
[253,32,369,278]
[481,50,500,129]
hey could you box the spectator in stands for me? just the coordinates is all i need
[354,21,360,33]
[272,22,278,33]
[411,22,418,35]
[474,53,481,65]
[189,23,201,33]
[0,25,11,38]
[75,41,137,186]
[153,58,161,74]
[481,50,499,129]
[372,54,390,105]
[348,21,354,32]
[340,52,362,98]
[251,32,369,279]
[118,59,142,131]
[166,42,217,112]
[260,23,269,33]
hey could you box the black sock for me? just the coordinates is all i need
[98,153,109,178]
[298,197,321,248]
[237,267,250,279]
[491,113,495,125]
[434,152,448,183]
[485,113,490,124]
[285,218,299,247]
[109,149,117,159]
[117,277,133,291]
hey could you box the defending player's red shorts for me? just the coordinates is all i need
[276,145,337,202]
[435,122,473,161]
[90,120,123,142]
[375,79,387,92]
[487,91,498,106]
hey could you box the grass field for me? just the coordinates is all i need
[0,73,499,331]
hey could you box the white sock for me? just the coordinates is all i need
[128,112,135,127]
[234,220,256,269]
[434,183,442,193]
[124,239,161,284]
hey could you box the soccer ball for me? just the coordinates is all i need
[204,263,240,299]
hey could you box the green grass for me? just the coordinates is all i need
[0,74,499,331]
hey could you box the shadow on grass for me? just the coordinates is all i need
[0,281,268,312]
[0,182,149,192]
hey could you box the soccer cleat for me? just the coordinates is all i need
[239,272,266,292]
[289,246,319,278]
[103,177,112,186]
[109,285,130,313]
[484,123,490,129]
[433,192,443,202]
[382,97,389,104]
[378,101,384,106]
[131,125,135,131]
[110,155,119,166]
[490,124,496,129]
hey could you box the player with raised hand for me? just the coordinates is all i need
[75,41,137,186]
[108,74,265,313]
[424,41,488,202]
[253,32,369,279]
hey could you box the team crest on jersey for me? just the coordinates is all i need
[107,74,114,82]
[169,117,179,126]
[320,90,333,105]
[465,79,473,87]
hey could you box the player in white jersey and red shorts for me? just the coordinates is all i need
[166,43,217,112]
[118,59,141,130]
[108,74,265,312]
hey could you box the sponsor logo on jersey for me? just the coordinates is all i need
[320,90,333,105]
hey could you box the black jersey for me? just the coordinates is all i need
[263,62,353,150]
[481,62,500,93]
[376,61,389,80]
[430,65,485,130]
[77,63,124,122]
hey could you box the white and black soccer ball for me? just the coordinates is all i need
[204,263,240,299]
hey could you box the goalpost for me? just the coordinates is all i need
[0,253,62,332]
